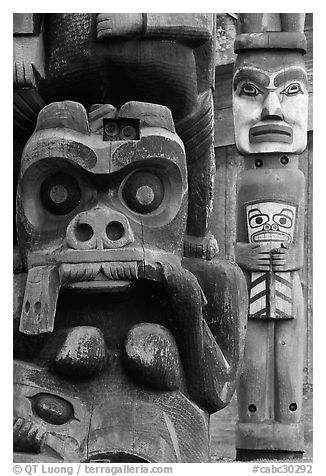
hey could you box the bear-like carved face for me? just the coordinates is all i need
[16,101,189,335]
[246,201,297,245]
[17,101,188,285]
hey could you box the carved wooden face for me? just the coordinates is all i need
[233,51,308,154]
[246,201,297,244]
[16,102,188,290]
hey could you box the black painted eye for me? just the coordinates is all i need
[29,393,76,425]
[122,171,164,214]
[281,82,303,96]
[248,210,269,229]
[40,173,81,215]
[240,83,263,97]
[104,120,119,138]
[273,214,293,228]
[120,125,137,140]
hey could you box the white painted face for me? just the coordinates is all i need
[233,52,308,154]
[246,201,297,244]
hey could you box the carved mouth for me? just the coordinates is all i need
[19,252,179,335]
[59,261,140,293]
[249,124,293,144]
[252,231,291,242]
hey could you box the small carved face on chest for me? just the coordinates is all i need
[246,201,297,244]
[16,101,188,278]
[233,51,308,154]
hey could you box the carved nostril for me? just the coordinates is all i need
[264,224,271,231]
[106,221,125,241]
[261,107,284,121]
[75,223,94,242]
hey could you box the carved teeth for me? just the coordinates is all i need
[101,262,139,280]
[19,266,61,335]
[253,232,290,242]
[19,261,161,335]
[59,263,102,284]
[59,262,139,284]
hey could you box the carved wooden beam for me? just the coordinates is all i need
[233,13,308,461]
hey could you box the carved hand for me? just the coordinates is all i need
[271,243,304,271]
[235,242,271,271]
[96,13,144,40]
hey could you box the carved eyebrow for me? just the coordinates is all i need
[233,69,270,91]
[278,208,294,218]
[248,208,262,217]
[274,68,308,88]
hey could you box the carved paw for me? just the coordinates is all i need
[96,13,144,40]
[14,61,37,88]
[42,326,108,379]
[123,323,183,390]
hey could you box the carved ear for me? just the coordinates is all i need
[35,101,90,134]
[118,101,176,133]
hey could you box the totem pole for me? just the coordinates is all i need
[14,13,218,258]
[233,14,308,460]
[13,14,248,462]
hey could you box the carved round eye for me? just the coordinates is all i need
[249,214,269,228]
[29,393,76,425]
[40,173,81,215]
[104,121,119,138]
[273,214,293,228]
[120,125,137,140]
[122,171,164,214]
[281,82,303,96]
[240,83,263,97]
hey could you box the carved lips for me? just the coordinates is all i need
[251,231,292,243]
[249,124,293,144]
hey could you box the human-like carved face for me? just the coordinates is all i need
[246,201,297,245]
[233,51,308,154]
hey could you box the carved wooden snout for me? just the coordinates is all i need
[66,207,134,250]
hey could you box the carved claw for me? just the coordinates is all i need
[96,14,144,40]
[183,233,219,260]
[13,417,46,453]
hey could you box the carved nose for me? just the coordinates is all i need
[66,207,134,250]
[261,92,284,121]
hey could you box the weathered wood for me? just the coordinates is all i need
[13,13,218,257]
[123,323,183,391]
[19,266,61,335]
[232,14,309,460]
[14,96,247,462]
[13,13,43,35]
[213,14,313,148]
[212,139,312,386]
[13,13,44,88]
[234,32,306,53]
[96,13,213,45]
[299,133,313,385]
